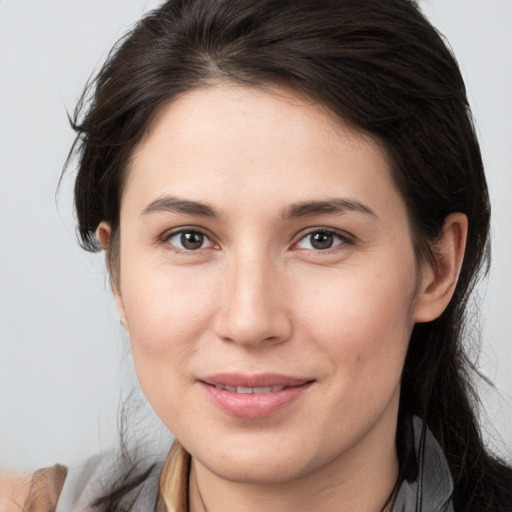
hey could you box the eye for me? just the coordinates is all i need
[294,230,348,251]
[166,230,213,251]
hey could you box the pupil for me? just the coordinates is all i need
[311,232,333,250]
[181,232,204,250]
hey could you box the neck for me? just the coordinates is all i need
[188,410,399,512]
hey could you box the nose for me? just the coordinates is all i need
[214,251,292,348]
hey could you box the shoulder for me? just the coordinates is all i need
[57,453,164,511]
[0,456,117,512]
[0,453,166,512]
[1,464,68,512]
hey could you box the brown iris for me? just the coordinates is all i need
[310,232,334,250]
[180,232,204,250]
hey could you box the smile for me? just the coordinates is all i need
[199,373,314,418]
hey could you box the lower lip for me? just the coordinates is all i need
[200,382,313,419]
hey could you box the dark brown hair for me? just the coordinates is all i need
[67,0,512,510]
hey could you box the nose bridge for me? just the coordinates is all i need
[215,245,291,347]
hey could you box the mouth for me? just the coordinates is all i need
[209,384,288,394]
[198,373,315,418]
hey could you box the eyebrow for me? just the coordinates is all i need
[141,195,376,220]
[141,196,220,218]
[283,198,377,219]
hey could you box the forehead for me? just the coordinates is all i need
[124,84,404,221]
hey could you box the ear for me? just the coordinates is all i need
[413,213,468,323]
[96,221,112,251]
[96,221,128,329]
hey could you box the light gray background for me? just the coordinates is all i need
[1,0,511,472]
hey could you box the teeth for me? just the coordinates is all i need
[253,386,272,394]
[213,384,285,394]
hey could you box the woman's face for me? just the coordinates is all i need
[110,84,426,484]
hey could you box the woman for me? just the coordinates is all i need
[3,0,512,510]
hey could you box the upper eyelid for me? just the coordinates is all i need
[161,227,218,252]
[293,227,354,243]
[161,225,214,240]
[286,229,353,256]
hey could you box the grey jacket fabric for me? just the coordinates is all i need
[55,454,164,512]
[55,416,453,511]
[390,416,454,512]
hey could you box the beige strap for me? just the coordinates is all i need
[157,441,191,512]
[24,464,68,512]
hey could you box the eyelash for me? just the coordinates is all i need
[160,227,354,254]
[161,227,217,254]
[292,228,353,253]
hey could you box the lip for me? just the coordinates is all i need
[198,373,315,419]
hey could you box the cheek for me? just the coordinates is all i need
[120,265,218,384]
[296,260,417,383]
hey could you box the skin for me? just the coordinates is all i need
[0,473,30,512]
[99,84,467,512]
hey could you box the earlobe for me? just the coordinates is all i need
[413,213,468,323]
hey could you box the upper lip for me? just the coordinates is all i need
[199,373,314,388]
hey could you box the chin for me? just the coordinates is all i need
[205,456,309,485]
[191,434,325,485]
